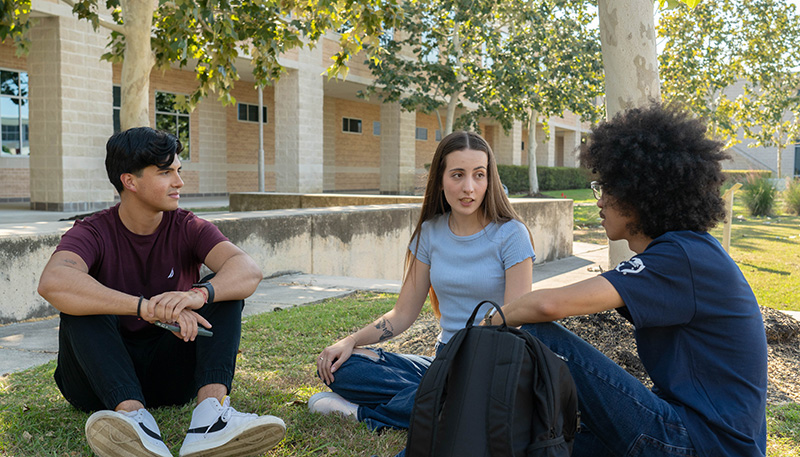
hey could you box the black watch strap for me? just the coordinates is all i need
[192,282,215,304]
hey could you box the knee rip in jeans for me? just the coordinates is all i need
[352,348,381,362]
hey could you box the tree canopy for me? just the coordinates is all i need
[359,0,603,137]
[658,0,800,177]
[1,0,399,128]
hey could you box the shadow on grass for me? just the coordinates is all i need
[740,263,792,276]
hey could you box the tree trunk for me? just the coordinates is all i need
[444,93,458,136]
[598,0,661,268]
[776,145,783,179]
[119,0,155,130]
[527,110,539,195]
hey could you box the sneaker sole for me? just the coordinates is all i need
[85,412,170,457]
[179,418,286,457]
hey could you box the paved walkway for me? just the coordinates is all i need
[0,237,609,376]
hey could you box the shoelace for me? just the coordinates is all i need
[200,399,256,437]
[200,404,233,437]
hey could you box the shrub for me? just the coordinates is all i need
[723,169,771,184]
[496,165,530,193]
[537,167,593,191]
[784,179,800,215]
[497,165,592,194]
[742,175,776,217]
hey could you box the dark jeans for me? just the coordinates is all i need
[54,298,244,412]
[522,322,697,457]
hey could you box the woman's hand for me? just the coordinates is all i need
[317,335,357,385]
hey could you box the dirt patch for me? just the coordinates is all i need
[379,306,800,405]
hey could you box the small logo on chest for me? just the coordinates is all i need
[167,268,175,279]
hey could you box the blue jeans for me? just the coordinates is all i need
[521,322,697,457]
[325,345,444,431]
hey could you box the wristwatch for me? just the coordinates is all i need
[192,282,215,304]
[483,307,498,326]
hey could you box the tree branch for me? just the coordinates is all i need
[61,0,126,35]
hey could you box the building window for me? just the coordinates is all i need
[435,129,442,141]
[237,103,267,123]
[0,69,29,156]
[794,144,800,177]
[155,91,190,161]
[373,121,381,136]
[113,86,121,133]
[343,117,362,133]
[415,127,428,141]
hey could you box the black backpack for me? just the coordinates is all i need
[406,301,580,457]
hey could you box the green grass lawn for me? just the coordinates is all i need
[3,292,799,456]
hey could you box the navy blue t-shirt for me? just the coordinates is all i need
[602,231,767,457]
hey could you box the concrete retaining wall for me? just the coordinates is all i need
[230,192,423,211]
[0,199,571,324]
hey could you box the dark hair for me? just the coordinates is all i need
[105,127,183,192]
[579,103,729,238]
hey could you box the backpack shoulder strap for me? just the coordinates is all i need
[406,325,469,457]
[487,330,525,457]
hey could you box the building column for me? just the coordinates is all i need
[379,103,416,195]
[562,129,583,168]
[322,97,336,191]
[536,122,556,167]
[274,46,324,193]
[28,16,115,211]
[493,120,523,165]
[195,96,227,194]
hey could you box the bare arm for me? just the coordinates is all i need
[503,257,533,306]
[147,241,263,322]
[317,256,431,384]
[38,251,142,317]
[200,240,263,301]
[493,275,624,327]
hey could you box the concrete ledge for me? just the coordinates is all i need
[0,199,571,324]
[230,192,423,211]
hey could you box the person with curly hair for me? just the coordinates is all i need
[489,103,767,457]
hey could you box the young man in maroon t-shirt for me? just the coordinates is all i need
[38,127,285,457]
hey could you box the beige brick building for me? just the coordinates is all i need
[0,2,591,210]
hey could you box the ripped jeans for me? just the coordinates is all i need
[323,345,443,431]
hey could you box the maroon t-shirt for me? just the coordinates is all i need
[54,204,229,332]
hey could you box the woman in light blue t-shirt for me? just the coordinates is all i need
[309,131,536,433]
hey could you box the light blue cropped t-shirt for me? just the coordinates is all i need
[410,212,535,343]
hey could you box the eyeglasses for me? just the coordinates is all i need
[590,181,602,200]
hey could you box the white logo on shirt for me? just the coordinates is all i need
[614,257,645,275]
[167,268,175,279]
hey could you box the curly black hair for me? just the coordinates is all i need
[579,103,729,239]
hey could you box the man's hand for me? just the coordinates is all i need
[145,289,206,323]
[167,309,212,342]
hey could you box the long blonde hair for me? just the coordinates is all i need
[406,131,533,319]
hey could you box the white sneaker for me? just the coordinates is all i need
[308,391,358,421]
[85,409,172,457]
[178,396,285,457]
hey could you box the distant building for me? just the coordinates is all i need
[0,4,588,211]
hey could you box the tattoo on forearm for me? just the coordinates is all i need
[375,318,394,342]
